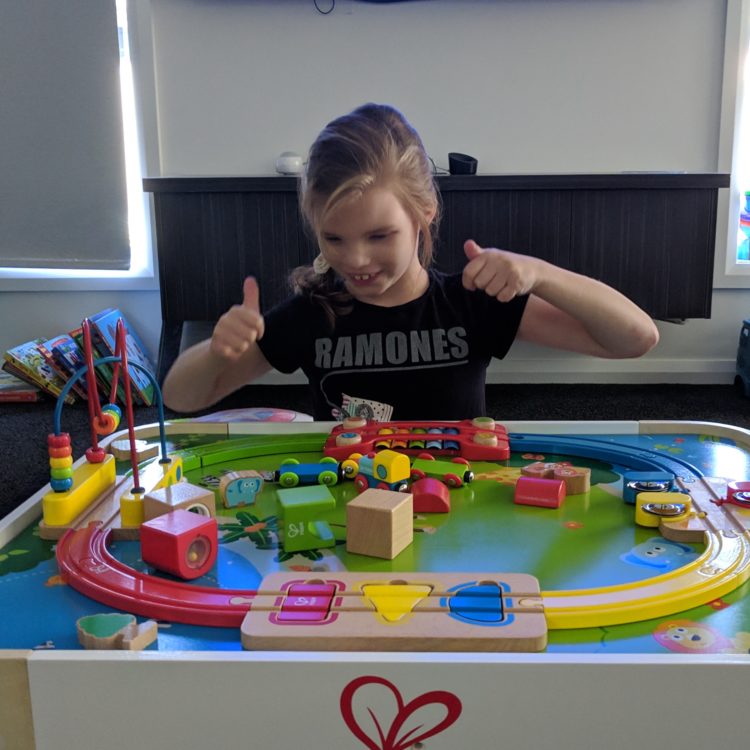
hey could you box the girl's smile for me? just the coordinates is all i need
[320,186,428,307]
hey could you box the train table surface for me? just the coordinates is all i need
[2,418,750,750]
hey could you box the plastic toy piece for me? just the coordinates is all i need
[725,480,750,507]
[143,481,216,521]
[42,454,117,526]
[622,471,674,505]
[76,613,158,650]
[219,470,263,508]
[324,418,510,461]
[410,455,474,488]
[276,484,336,553]
[635,491,692,527]
[241,571,547,652]
[140,509,218,580]
[353,449,411,493]
[514,476,566,509]
[346,488,413,559]
[411,477,451,513]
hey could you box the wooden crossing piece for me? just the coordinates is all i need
[241,571,547,652]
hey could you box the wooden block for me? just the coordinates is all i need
[143,481,216,521]
[77,613,158,650]
[346,488,413,559]
[219,470,263,508]
[109,438,160,462]
[241,571,547,652]
[411,477,450,513]
[553,465,591,494]
[277,484,337,552]
[514,476,565,508]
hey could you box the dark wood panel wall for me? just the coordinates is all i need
[144,174,728,380]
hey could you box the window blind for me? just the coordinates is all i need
[0,0,130,271]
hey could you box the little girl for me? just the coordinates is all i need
[162,103,659,420]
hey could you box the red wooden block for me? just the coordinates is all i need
[141,509,218,580]
[411,477,451,513]
[514,476,565,509]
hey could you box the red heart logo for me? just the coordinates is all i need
[340,675,462,750]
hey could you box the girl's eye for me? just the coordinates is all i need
[323,236,342,245]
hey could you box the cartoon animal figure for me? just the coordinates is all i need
[620,537,698,570]
[653,619,735,653]
[219,471,264,509]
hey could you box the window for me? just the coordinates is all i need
[0,0,154,286]
[718,0,750,281]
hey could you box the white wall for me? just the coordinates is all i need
[1,0,746,385]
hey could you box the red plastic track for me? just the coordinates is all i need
[56,523,256,627]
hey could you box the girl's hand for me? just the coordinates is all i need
[209,276,265,360]
[462,239,541,302]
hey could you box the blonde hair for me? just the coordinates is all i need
[291,104,440,321]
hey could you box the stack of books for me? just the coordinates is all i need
[1,308,157,406]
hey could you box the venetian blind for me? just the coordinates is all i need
[0,0,130,271]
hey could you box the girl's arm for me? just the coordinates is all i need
[162,277,273,412]
[462,240,659,358]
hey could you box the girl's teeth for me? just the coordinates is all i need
[354,274,371,280]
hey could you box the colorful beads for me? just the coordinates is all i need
[94,404,122,436]
[48,433,73,492]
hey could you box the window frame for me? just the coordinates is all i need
[714,0,750,287]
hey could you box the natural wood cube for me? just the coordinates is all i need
[346,488,413,559]
[143,482,216,521]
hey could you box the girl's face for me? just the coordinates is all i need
[319,186,428,307]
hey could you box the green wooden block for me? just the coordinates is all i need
[277,485,336,552]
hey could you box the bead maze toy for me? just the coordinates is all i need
[324,416,510,461]
[39,317,173,540]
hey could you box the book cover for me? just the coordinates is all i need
[38,336,88,401]
[3,339,75,404]
[0,367,42,402]
[46,334,92,401]
[89,309,156,406]
[69,325,128,405]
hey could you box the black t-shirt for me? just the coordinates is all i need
[257,270,528,420]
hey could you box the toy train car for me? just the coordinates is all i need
[410,454,474,488]
[324,417,510,461]
[352,450,410,494]
[274,458,345,488]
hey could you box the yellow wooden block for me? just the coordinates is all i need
[42,455,116,526]
[120,491,145,527]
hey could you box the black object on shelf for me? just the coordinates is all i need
[448,152,478,175]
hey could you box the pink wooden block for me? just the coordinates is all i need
[514,476,565,509]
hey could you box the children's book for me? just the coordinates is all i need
[68,325,128,405]
[2,339,75,404]
[88,308,156,406]
[0,368,42,402]
[38,335,88,401]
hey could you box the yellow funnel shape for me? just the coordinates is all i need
[361,584,433,623]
